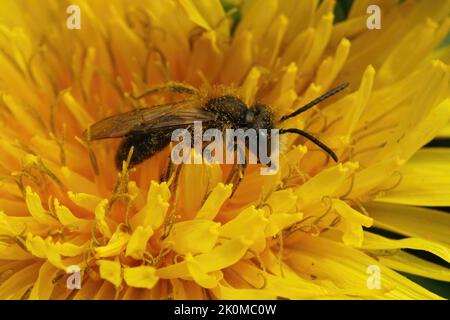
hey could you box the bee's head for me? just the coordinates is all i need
[246,103,274,129]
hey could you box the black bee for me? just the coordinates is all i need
[83,82,348,184]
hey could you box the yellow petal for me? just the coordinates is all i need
[220,31,253,84]
[377,250,450,282]
[265,188,298,214]
[123,266,159,289]
[28,261,58,300]
[59,166,98,195]
[97,259,122,287]
[257,14,289,69]
[361,232,450,264]
[0,262,41,299]
[95,228,130,258]
[196,237,252,272]
[295,162,358,209]
[25,234,66,270]
[53,198,80,226]
[125,225,153,260]
[186,31,224,84]
[53,198,91,232]
[378,19,449,84]
[343,65,375,135]
[314,38,351,90]
[240,67,262,105]
[94,199,112,239]
[235,0,278,45]
[180,0,213,30]
[212,284,276,299]
[178,157,223,217]
[61,90,93,128]
[53,240,88,257]
[195,183,231,220]
[25,186,58,226]
[376,148,450,206]
[332,199,373,247]
[264,62,298,114]
[285,234,441,299]
[220,206,268,251]
[399,96,450,161]
[0,241,33,260]
[366,202,450,246]
[0,211,21,236]
[297,12,333,86]
[130,181,170,230]
[68,191,103,212]
[165,220,220,254]
[186,254,221,289]
[265,212,303,237]
[158,237,252,282]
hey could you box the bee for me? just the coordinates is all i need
[83,82,348,188]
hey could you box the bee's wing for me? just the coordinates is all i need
[83,99,215,141]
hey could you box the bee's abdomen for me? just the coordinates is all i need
[115,131,172,169]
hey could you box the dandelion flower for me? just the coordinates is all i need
[0,0,449,300]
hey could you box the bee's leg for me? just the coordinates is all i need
[161,162,183,240]
[130,82,199,100]
[159,155,173,182]
[162,127,193,183]
[168,163,183,194]
[161,150,173,183]
[228,162,247,198]
[225,142,248,198]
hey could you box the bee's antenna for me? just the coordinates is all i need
[279,128,338,162]
[280,83,349,122]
